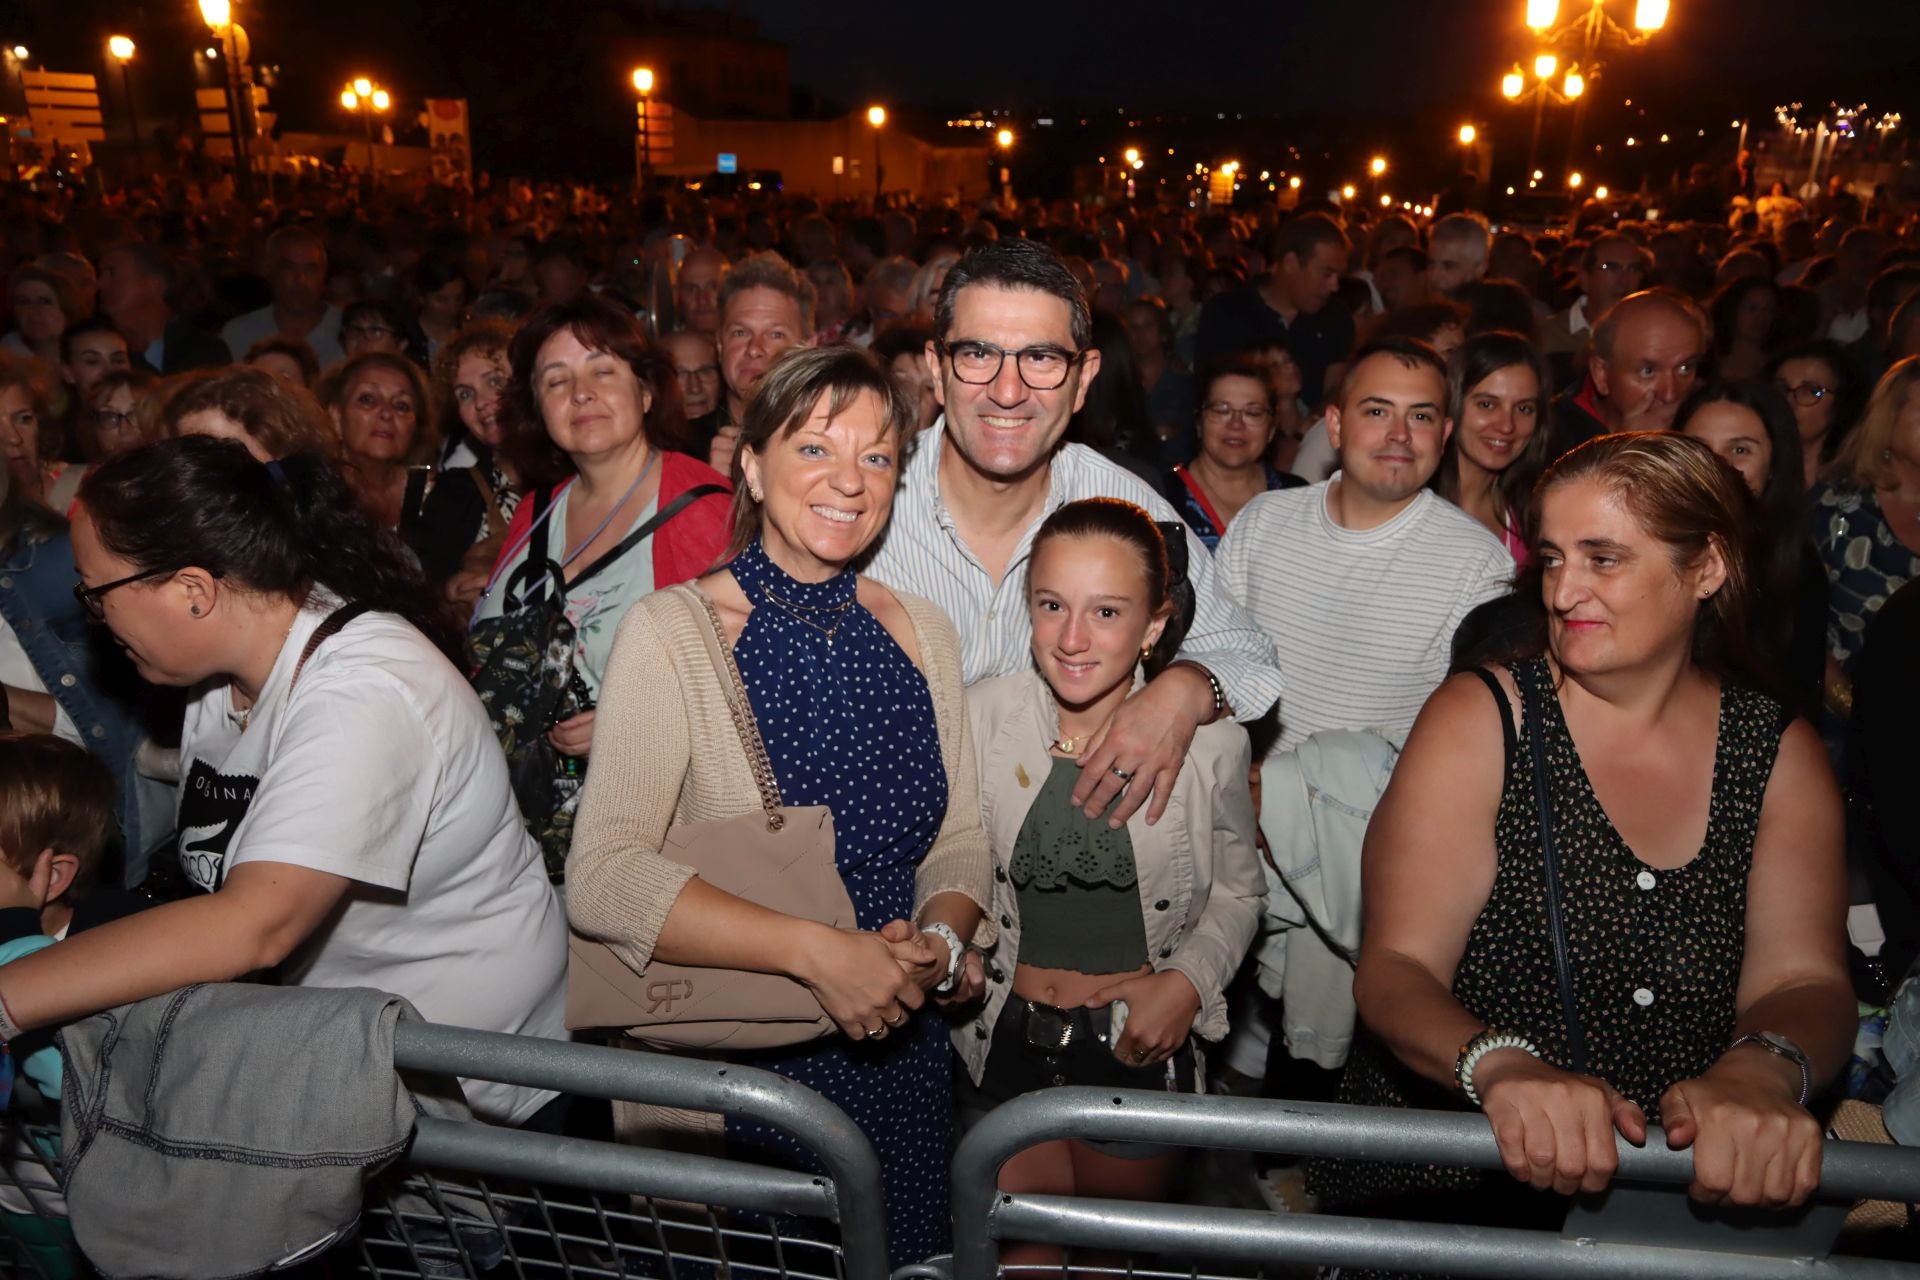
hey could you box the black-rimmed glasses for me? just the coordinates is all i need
[73,567,173,621]
[940,340,1084,391]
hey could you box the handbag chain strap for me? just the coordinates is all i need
[693,589,787,831]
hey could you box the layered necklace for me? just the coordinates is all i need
[757,581,855,646]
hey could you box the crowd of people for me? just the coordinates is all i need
[0,160,1917,1272]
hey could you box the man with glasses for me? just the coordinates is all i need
[869,238,1282,831]
[220,227,345,371]
[661,330,722,422]
[1539,232,1649,384]
[1545,288,1708,461]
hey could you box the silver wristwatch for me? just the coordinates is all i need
[922,922,965,994]
[1727,1031,1812,1107]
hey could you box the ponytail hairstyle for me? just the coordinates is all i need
[77,437,468,668]
[1030,497,1195,679]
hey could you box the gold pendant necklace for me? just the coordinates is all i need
[1050,733,1086,754]
[759,582,855,647]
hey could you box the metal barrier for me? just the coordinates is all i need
[950,1088,1920,1280]
[0,1022,890,1280]
[355,1021,892,1280]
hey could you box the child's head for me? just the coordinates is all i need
[0,733,116,906]
[1026,499,1196,709]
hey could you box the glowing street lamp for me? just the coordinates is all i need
[1594,184,1610,199]
[1369,156,1387,176]
[8,46,25,60]
[995,128,1014,149]
[1379,193,1392,207]
[107,36,142,167]
[1123,146,1141,166]
[199,0,251,197]
[1288,175,1301,190]
[1634,0,1669,30]
[1502,71,1525,99]
[1458,123,1477,145]
[1340,184,1356,201]
[1564,69,1585,98]
[632,66,656,191]
[1526,0,1560,29]
[342,77,392,185]
[866,105,886,202]
[1533,53,1558,79]
[1568,170,1584,188]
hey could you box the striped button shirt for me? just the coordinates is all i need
[864,419,1284,723]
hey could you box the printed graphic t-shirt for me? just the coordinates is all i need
[176,600,569,1124]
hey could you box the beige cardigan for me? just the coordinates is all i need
[567,580,994,978]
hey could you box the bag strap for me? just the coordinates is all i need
[291,601,376,691]
[566,483,729,594]
[686,587,787,830]
[469,466,508,541]
[1517,664,1589,1074]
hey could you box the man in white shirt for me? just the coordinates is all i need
[868,238,1283,827]
[1217,338,1513,754]
[1215,339,1510,1171]
[220,226,346,370]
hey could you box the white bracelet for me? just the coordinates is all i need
[0,989,22,1045]
[922,922,964,994]
[1457,1030,1540,1107]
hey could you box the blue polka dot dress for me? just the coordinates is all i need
[723,538,952,1267]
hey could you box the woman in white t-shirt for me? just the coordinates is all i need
[0,436,568,1126]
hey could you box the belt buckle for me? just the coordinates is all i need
[1023,1001,1074,1052]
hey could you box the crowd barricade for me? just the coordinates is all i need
[948,1087,1920,1280]
[0,1021,892,1280]
[5,1027,1919,1280]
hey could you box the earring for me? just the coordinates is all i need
[1140,642,1153,658]
[191,606,202,616]
[750,486,764,502]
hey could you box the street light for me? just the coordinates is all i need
[866,104,885,202]
[1594,184,1610,199]
[1564,69,1585,98]
[1525,1,1669,195]
[1458,123,1477,145]
[1568,170,1584,188]
[107,36,141,167]
[1123,146,1140,166]
[199,0,251,198]
[1340,184,1356,201]
[1526,0,1560,28]
[631,66,655,192]
[1633,0,1669,29]
[341,77,391,187]
[995,128,1014,149]
[1502,71,1525,99]
[1533,53,1558,79]
[1288,176,1301,190]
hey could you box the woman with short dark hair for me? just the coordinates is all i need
[568,344,989,1266]
[470,295,729,874]
[317,352,436,531]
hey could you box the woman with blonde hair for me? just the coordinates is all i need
[1314,432,1850,1271]
[1808,355,1920,710]
[163,365,337,462]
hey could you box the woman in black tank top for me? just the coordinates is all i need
[1310,433,1853,1268]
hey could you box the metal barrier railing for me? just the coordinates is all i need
[949,1088,1920,1280]
[354,1021,893,1280]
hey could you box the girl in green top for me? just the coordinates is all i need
[958,498,1264,1272]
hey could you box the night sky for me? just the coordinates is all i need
[17,0,1919,181]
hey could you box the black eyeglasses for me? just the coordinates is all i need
[1774,380,1832,408]
[73,567,173,621]
[940,340,1084,391]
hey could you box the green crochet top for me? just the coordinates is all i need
[1008,757,1148,973]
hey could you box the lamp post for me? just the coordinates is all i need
[1457,123,1478,181]
[995,127,1014,202]
[108,36,141,168]
[199,0,252,199]
[341,77,389,190]
[1525,0,1668,192]
[866,104,885,204]
[1501,56,1583,185]
[1368,154,1387,202]
[631,67,655,193]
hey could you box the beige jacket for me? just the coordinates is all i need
[955,670,1265,1084]
[566,581,994,979]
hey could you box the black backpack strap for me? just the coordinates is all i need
[1516,663,1588,1074]
[291,601,377,691]
[567,483,729,592]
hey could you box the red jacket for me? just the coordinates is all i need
[487,450,734,592]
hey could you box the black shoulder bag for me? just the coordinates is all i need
[1516,667,1589,1073]
[469,482,727,880]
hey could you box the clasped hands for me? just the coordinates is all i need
[800,920,979,1043]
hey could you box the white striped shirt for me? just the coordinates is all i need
[1216,479,1514,753]
[864,419,1284,722]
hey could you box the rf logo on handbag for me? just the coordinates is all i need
[645,979,696,1014]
